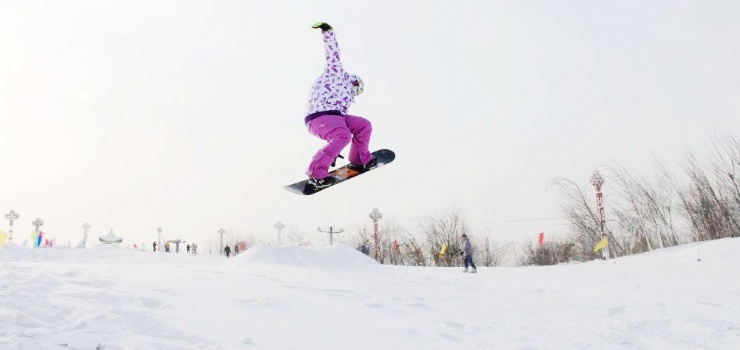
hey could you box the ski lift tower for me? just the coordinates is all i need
[590,170,610,260]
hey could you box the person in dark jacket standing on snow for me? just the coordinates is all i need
[224,245,231,258]
[461,234,477,273]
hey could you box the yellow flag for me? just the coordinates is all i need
[439,243,448,257]
[0,230,7,248]
[593,236,608,252]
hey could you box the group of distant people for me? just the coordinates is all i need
[148,235,478,271]
[223,243,241,258]
[151,241,198,255]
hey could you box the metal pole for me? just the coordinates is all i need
[275,221,285,246]
[81,222,90,248]
[32,218,44,247]
[218,228,225,254]
[157,227,163,252]
[5,210,19,242]
[510,241,518,262]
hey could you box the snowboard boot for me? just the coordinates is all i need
[470,268,477,273]
[308,176,336,189]
[348,157,378,172]
[462,268,468,273]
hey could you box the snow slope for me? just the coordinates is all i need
[1,240,738,349]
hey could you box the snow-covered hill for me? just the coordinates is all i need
[1,239,738,349]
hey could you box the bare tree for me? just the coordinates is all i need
[475,235,505,267]
[283,225,310,246]
[607,161,679,254]
[709,134,740,236]
[419,208,470,267]
[379,220,407,265]
[677,147,736,240]
[548,177,614,261]
[399,232,427,266]
[520,237,576,266]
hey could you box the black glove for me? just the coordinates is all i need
[312,22,333,32]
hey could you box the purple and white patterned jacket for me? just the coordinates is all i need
[305,30,355,117]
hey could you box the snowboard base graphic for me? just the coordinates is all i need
[283,149,395,195]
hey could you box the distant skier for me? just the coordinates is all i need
[303,22,376,189]
[224,245,231,258]
[357,241,370,255]
[461,234,477,273]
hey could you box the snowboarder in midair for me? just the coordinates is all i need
[303,22,376,189]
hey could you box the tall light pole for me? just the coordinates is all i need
[484,228,492,266]
[369,208,383,261]
[218,228,225,254]
[81,222,90,248]
[590,170,610,260]
[275,221,285,246]
[5,210,19,242]
[32,218,44,247]
[157,227,163,252]
[32,218,44,233]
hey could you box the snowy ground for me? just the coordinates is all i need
[1,239,738,350]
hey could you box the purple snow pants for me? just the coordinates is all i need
[306,114,372,179]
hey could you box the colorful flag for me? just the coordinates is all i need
[593,236,608,252]
[538,232,544,247]
[439,243,448,258]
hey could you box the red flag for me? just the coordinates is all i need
[538,232,544,247]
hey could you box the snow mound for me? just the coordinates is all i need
[0,243,30,261]
[234,244,378,269]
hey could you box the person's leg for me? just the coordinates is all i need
[306,115,351,178]
[344,115,373,166]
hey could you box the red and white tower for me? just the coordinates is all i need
[369,208,383,262]
[590,170,610,260]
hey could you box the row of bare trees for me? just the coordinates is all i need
[348,209,508,267]
[359,136,738,267]
[541,135,740,265]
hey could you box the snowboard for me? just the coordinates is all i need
[284,149,395,195]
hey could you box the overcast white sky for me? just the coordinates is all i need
[1,0,739,247]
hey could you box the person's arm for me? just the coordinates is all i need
[313,22,344,75]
